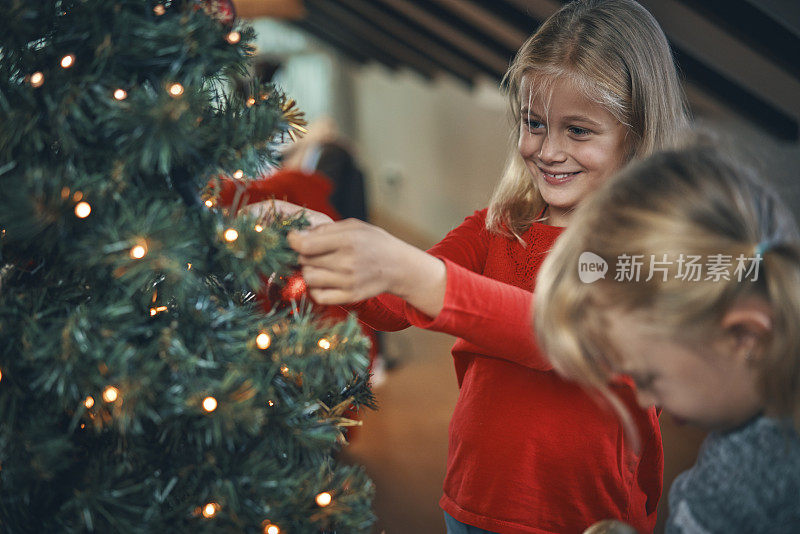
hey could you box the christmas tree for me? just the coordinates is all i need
[0,1,375,532]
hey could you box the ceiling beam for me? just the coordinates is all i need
[329,0,489,81]
[303,0,455,83]
[374,0,511,75]
[675,0,800,81]
[427,0,529,50]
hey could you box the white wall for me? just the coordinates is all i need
[353,66,511,238]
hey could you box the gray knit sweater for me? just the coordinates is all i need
[666,416,800,533]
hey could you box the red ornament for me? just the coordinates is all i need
[196,0,236,26]
[259,271,308,313]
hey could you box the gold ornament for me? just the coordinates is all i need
[281,98,308,142]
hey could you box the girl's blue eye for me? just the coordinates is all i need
[525,118,544,131]
[569,126,592,136]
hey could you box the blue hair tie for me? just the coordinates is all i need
[754,239,776,257]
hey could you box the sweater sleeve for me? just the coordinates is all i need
[344,209,489,332]
[348,210,550,369]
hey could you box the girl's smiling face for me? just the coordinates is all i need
[518,76,629,226]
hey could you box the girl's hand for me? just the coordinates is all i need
[244,200,334,229]
[287,219,446,315]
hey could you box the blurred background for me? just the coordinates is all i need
[234,1,800,532]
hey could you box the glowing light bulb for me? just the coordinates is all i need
[226,31,241,44]
[153,4,166,15]
[254,224,263,232]
[280,365,290,375]
[113,88,127,100]
[202,502,219,518]
[267,400,275,407]
[84,396,95,409]
[74,201,91,218]
[60,54,75,68]
[256,332,271,350]
[315,492,332,507]
[30,71,44,87]
[204,199,214,207]
[130,244,147,259]
[233,169,244,179]
[168,83,184,97]
[224,229,239,242]
[187,262,192,270]
[202,396,218,412]
[0,368,3,382]
[72,191,83,201]
[318,338,331,350]
[263,524,280,534]
[102,386,119,403]
[149,305,167,316]
[246,97,256,107]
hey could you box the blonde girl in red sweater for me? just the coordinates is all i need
[285,1,689,531]
[534,145,800,531]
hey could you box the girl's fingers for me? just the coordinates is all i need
[308,287,360,306]
[288,227,357,257]
[301,265,353,290]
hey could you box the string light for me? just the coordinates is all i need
[60,54,75,68]
[102,386,119,403]
[315,492,332,507]
[202,502,220,519]
[113,88,128,100]
[254,224,263,232]
[168,83,184,97]
[84,396,95,409]
[318,338,331,350]
[130,244,147,259]
[262,523,280,534]
[256,332,271,350]
[202,396,218,412]
[153,4,166,15]
[233,169,244,179]
[267,400,275,407]
[74,201,91,218]
[280,365,290,375]
[149,305,167,316]
[30,71,44,87]
[187,262,192,270]
[226,31,241,44]
[204,199,214,207]
[0,368,3,382]
[223,229,239,242]
[246,97,256,107]
[72,191,83,201]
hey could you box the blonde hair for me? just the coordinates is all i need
[534,145,800,430]
[487,0,690,238]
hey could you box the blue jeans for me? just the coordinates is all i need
[444,512,499,534]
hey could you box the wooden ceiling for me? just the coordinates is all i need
[271,0,799,141]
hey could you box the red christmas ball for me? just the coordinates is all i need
[196,0,236,26]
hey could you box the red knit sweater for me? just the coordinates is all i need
[350,209,661,534]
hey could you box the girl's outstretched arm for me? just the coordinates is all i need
[289,211,552,370]
[288,219,447,317]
